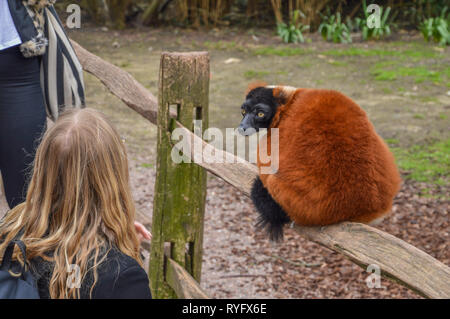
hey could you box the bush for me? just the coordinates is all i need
[345,17,360,33]
[277,10,309,44]
[319,12,352,43]
[419,7,450,46]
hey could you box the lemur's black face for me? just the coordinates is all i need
[238,87,278,136]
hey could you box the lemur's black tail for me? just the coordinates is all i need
[250,177,291,242]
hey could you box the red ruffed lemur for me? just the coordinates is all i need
[238,84,401,241]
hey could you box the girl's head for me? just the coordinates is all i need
[0,108,140,298]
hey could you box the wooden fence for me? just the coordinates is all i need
[71,40,450,299]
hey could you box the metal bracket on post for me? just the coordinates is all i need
[149,52,209,299]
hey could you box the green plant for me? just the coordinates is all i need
[345,17,360,32]
[244,70,270,79]
[356,0,395,40]
[277,10,309,43]
[370,65,445,84]
[419,7,450,46]
[392,139,449,185]
[319,13,352,43]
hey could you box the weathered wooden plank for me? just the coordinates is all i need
[72,40,450,299]
[295,222,450,299]
[166,258,210,299]
[173,124,258,196]
[71,40,160,123]
[149,52,209,299]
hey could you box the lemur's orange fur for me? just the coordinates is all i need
[246,81,268,95]
[257,87,401,226]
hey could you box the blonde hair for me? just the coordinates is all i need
[0,108,141,298]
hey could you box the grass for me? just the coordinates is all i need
[322,46,440,59]
[385,138,400,145]
[202,42,312,56]
[418,187,448,200]
[415,96,440,103]
[203,40,239,51]
[392,139,449,185]
[244,70,270,79]
[298,62,312,68]
[252,46,311,56]
[323,47,395,57]
[327,60,348,67]
[370,65,447,84]
[117,61,131,68]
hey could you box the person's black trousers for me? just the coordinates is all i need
[0,45,47,209]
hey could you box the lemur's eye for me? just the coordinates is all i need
[258,112,265,118]
[242,109,246,115]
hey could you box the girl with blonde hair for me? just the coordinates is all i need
[0,108,151,299]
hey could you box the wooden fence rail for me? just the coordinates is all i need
[166,257,210,299]
[71,40,450,299]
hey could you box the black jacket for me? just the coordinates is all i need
[30,247,152,299]
[7,0,47,58]
[7,0,86,121]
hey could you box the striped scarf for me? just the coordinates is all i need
[41,6,85,121]
[20,0,85,121]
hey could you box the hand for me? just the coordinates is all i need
[134,221,152,243]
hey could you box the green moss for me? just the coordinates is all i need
[418,188,448,200]
[298,62,312,68]
[322,47,439,59]
[141,163,154,168]
[401,49,439,59]
[370,65,446,84]
[372,70,397,81]
[244,70,270,79]
[252,46,311,56]
[323,47,394,57]
[392,139,450,185]
[413,96,438,103]
[203,40,239,51]
[327,60,348,67]
[385,138,399,145]
[118,60,131,68]
[373,60,397,68]
[413,114,425,119]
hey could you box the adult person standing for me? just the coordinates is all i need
[0,0,85,208]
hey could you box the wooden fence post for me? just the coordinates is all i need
[149,52,209,298]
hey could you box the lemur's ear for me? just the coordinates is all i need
[245,81,268,95]
[272,85,297,103]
